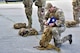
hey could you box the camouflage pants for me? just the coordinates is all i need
[37,7,44,32]
[23,0,46,31]
[35,0,46,31]
[73,10,80,24]
[52,27,70,45]
[23,0,33,28]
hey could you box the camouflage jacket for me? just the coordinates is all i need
[45,9,65,27]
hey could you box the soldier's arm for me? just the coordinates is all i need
[56,9,65,27]
[43,12,50,25]
[45,12,50,20]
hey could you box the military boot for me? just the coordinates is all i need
[68,34,72,44]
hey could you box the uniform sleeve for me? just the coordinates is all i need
[55,9,65,26]
[45,12,50,20]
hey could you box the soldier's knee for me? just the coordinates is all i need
[52,27,58,32]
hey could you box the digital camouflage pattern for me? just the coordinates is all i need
[39,27,52,48]
[34,44,60,52]
[19,28,38,37]
[44,3,72,48]
[35,0,46,32]
[34,27,60,52]
[65,20,77,28]
[72,0,80,24]
[23,0,46,31]
[14,23,27,29]
[23,0,33,28]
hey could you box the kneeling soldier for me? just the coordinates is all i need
[44,3,72,48]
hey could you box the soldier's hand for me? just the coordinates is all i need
[44,22,48,26]
[43,20,48,25]
[49,23,55,27]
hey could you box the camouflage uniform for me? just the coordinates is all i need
[23,0,46,31]
[45,6,72,48]
[72,0,80,24]
[35,0,46,32]
[23,0,33,28]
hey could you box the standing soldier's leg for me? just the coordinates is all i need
[76,7,80,24]
[72,0,80,24]
[35,0,46,32]
[52,27,72,48]
[74,11,79,24]
[23,0,33,28]
[37,7,44,32]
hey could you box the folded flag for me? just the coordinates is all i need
[47,16,56,25]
